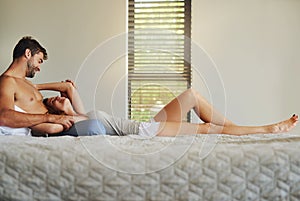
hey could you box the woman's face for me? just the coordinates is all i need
[44,96,72,114]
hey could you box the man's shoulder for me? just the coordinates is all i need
[0,74,17,87]
[0,74,17,82]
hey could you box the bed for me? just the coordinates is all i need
[1,133,300,201]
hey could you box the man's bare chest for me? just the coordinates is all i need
[14,80,43,103]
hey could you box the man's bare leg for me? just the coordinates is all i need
[156,115,298,136]
[154,88,235,126]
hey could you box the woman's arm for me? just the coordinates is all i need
[35,81,86,115]
[35,81,75,93]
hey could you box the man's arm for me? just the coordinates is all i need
[30,123,64,134]
[31,114,88,135]
[0,108,74,130]
[0,77,74,129]
[36,81,86,115]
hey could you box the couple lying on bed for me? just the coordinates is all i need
[37,80,298,137]
[0,36,298,137]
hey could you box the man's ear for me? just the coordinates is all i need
[24,49,32,59]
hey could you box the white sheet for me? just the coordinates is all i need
[1,133,300,200]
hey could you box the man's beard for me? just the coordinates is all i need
[26,61,36,78]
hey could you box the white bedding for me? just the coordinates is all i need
[1,133,300,200]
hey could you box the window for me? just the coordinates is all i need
[128,0,192,122]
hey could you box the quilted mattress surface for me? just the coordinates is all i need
[1,133,300,201]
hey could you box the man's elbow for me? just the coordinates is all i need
[0,108,20,127]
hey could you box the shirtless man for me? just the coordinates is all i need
[0,36,74,135]
[0,36,298,136]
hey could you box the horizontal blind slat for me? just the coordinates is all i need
[128,0,191,121]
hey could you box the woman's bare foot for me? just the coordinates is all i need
[268,114,299,133]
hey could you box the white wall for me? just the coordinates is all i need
[0,0,127,117]
[192,0,300,132]
[0,0,299,132]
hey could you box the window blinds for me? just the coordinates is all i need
[128,0,191,122]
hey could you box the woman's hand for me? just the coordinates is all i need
[60,80,76,98]
[62,79,77,89]
[59,80,86,115]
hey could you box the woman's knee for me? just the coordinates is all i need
[186,88,195,95]
[184,88,198,101]
[187,88,202,99]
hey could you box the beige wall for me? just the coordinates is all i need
[0,0,127,117]
[0,0,299,132]
[192,0,300,133]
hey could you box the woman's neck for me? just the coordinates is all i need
[63,106,78,116]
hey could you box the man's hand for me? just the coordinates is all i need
[48,114,75,130]
[60,115,75,130]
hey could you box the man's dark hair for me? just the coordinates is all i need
[13,36,48,60]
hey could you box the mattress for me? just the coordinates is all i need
[1,133,300,201]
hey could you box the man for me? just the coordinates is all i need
[0,36,74,135]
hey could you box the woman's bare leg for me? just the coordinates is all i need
[156,115,298,136]
[154,88,235,126]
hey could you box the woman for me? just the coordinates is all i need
[35,80,298,137]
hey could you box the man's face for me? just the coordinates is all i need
[26,52,44,78]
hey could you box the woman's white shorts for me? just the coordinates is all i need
[138,118,160,138]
